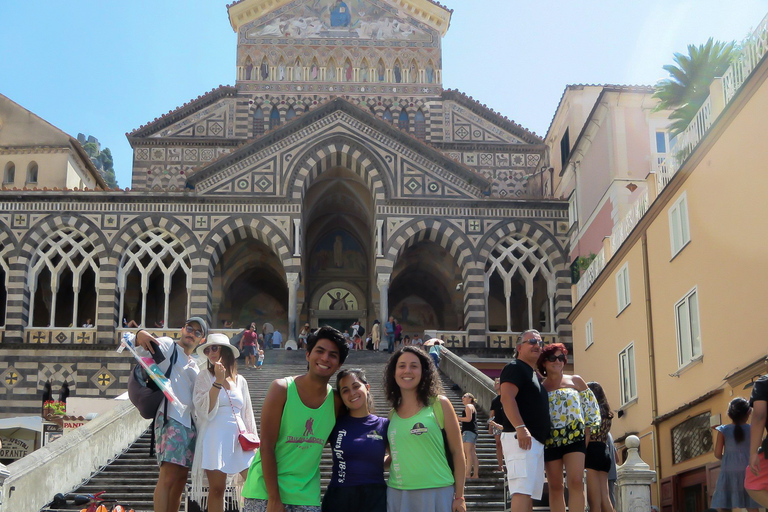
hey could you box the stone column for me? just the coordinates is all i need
[376,273,390,326]
[293,219,301,256]
[616,435,657,512]
[286,272,300,342]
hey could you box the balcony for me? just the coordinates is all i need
[24,328,97,345]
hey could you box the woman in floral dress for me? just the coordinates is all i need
[537,343,600,512]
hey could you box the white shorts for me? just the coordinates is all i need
[501,432,545,500]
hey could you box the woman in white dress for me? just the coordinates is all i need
[191,333,258,512]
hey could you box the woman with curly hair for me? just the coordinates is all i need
[537,343,600,512]
[384,346,466,512]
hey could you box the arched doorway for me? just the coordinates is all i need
[389,240,463,337]
[212,239,288,335]
[303,166,374,331]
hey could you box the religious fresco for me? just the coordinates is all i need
[391,296,440,334]
[309,229,366,275]
[245,0,431,42]
[318,287,359,310]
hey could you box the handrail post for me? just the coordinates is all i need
[616,435,656,512]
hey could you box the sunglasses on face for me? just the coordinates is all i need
[546,354,567,363]
[522,338,543,346]
[203,345,221,355]
[184,324,204,338]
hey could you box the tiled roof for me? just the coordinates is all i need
[441,89,543,144]
[544,84,655,141]
[127,85,238,138]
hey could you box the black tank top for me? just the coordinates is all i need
[461,407,477,433]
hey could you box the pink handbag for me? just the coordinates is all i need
[224,384,260,451]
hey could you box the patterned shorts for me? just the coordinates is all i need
[154,411,196,468]
[243,499,320,512]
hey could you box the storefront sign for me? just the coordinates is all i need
[0,437,32,460]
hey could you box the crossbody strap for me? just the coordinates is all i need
[223,381,245,435]
[161,344,179,426]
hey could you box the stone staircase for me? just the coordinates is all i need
[41,350,509,511]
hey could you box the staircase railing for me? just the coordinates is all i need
[438,348,496,413]
[0,401,149,512]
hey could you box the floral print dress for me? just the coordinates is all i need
[545,387,601,448]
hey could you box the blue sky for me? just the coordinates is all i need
[2,0,766,188]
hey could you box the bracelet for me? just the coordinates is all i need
[514,424,526,429]
[454,496,465,501]
[212,382,223,389]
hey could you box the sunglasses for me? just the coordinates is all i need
[522,338,543,346]
[546,354,567,363]
[184,324,204,338]
[203,345,221,355]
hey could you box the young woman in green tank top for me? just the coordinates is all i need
[241,327,349,512]
[384,346,466,512]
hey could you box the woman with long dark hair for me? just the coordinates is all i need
[322,368,389,512]
[712,397,760,511]
[191,333,257,512]
[384,346,466,512]
[585,382,615,512]
[537,343,600,512]
[458,393,479,479]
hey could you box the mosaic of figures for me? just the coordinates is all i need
[241,0,437,44]
[237,46,440,85]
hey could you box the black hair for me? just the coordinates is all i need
[306,325,349,364]
[336,368,374,413]
[206,345,237,379]
[588,381,614,421]
[384,346,443,409]
[728,397,750,443]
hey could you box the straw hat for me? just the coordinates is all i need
[195,332,240,358]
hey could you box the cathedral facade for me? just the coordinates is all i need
[0,0,571,414]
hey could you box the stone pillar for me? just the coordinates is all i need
[376,273,390,326]
[286,272,300,342]
[616,435,657,512]
[293,219,301,256]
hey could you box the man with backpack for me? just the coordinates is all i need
[134,316,208,512]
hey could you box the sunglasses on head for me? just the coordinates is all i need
[184,324,204,338]
[546,354,566,363]
[203,345,221,355]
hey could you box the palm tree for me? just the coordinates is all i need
[654,38,736,135]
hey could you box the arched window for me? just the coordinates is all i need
[398,109,410,131]
[414,109,426,139]
[383,108,393,123]
[485,236,556,333]
[3,162,15,184]
[252,108,265,137]
[118,228,192,328]
[28,227,100,327]
[27,162,38,183]
[269,107,281,130]
[285,106,296,121]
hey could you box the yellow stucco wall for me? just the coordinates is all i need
[571,54,768,502]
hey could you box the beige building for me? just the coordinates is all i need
[0,94,107,191]
[569,20,768,511]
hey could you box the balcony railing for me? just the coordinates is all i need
[25,328,97,345]
[576,248,606,301]
[610,189,650,252]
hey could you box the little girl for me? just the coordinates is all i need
[711,397,760,512]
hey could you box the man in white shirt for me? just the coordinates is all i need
[412,333,424,347]
[135,316,208,512]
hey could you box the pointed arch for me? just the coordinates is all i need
[277,56,287,81]
[252,107,265,137]
[393,59,402,83]
[285,135,391,203]
[410,58,419,83]
[360,58,370,82]
[327,57,337,81]
[269,106,281,130]
[293,57,303,81]
[285,106,296,121]
[260,56,270,80]
[310,57,320,81]
[383,107,393,123]
[414,108,426,140]
[377,58,386,82]
[398,108,410,132]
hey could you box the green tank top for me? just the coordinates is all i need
[242,376,336,505]
[387,400,455,490]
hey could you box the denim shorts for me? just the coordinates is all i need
[462,430,478,443]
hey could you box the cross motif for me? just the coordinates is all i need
[15,215,25,224]
[32,332,47,343]
[5,372,18,386]
[197,217,206,228]
[491,336,507,349]
[97,373,111,387]
[469,220,480,231]
[76,332,89,344]
[446,336,461,348]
